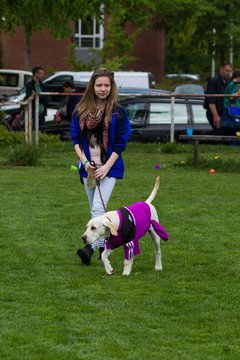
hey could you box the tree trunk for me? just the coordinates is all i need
[0,31,3,68]
[24,28,31,70]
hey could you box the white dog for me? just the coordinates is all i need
[81,177,168,276]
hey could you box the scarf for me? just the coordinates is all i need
[80,104,109,152]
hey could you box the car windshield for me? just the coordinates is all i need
[7,86,26,101]
[174,85,204,95]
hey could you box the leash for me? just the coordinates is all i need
[90,160,107,212]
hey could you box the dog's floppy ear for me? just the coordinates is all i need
[103,218,118,236]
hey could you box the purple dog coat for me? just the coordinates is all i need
[105,201,168,260]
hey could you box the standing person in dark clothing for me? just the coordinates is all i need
[204,62,232,130]
[26,66,49,126]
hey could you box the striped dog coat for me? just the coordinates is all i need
[105,201,168,260]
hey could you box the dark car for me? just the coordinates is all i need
[118,88,169,96]
[1,90,212,142]
[43,79,87,107]
[119,95,212,142]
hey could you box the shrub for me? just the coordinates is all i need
[0,126,24,146]
[0,126,61,147]
[5,145,41,166]
[38,132,61,144]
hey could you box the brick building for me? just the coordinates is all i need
[1,18,165,82]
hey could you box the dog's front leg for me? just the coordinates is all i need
[101,249,114,275]
[122,258,134,276]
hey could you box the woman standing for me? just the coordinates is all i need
[70,68,131,265]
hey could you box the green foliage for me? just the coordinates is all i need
[5,144,41,166]
[0,110,6,122]
[0,126,24,146]
[0,0,102,67]
[0,126,61,147]
[38,131,61,144]
[99,11,139,69]
[163,0,240,75]
[1,0,240,77]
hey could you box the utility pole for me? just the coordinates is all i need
[211,28,216,77]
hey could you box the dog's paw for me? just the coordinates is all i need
[104,263,114,275]
[122,270,131,276]
[106,268,114,275]
[155,265,162,271]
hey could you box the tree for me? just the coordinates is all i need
[161,0,240,75]
[0,0,102,68]
[2,0,239,77]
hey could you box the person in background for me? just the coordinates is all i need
[204,62,232,130]
[26,66,48,126]
[224,69,240,108]
[55,80,82,123]
[70,68,131,266]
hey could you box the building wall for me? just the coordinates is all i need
[126,23,165,82]
[1,24,165,81]
[1,27,72,73]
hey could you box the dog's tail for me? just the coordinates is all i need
[146,177,160,204]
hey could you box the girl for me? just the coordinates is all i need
[70,68,131,265]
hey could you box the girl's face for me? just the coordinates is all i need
[94,76,111,103]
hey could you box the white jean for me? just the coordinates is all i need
[83,176,116,250]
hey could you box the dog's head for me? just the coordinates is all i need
[82,215,118,244]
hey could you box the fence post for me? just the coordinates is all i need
[24,104,29,147]
[35,94,39,145]
[170,96,175,143]
[28,100,32,146]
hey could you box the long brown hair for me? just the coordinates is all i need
[76,68,119,122]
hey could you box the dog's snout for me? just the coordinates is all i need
[82,235,87,243]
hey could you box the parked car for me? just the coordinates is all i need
[43,79,87,107]
[1,89,212,142]
[120,95,212,142]
[1,87,167,131]
[44,71,155,90]
[173,84,205,95]
[0,69,32,96]
[119,88,169,96]
[166,73,200,81]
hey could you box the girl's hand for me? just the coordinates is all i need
[85,162,96,175]
[94,164,110,179]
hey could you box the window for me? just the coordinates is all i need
[0,73,18,87]
[45,75,73,86]
[149,102,188,124]
[75,16,104,49]
[192,104,209,124]
[125,103,147,124]
[24,74,32,86]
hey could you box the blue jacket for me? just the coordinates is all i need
[70,105,131,179]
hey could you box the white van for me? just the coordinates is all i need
[0,69,32,96]
[44,71,155,89]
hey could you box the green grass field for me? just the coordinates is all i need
[0,142,240,360]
